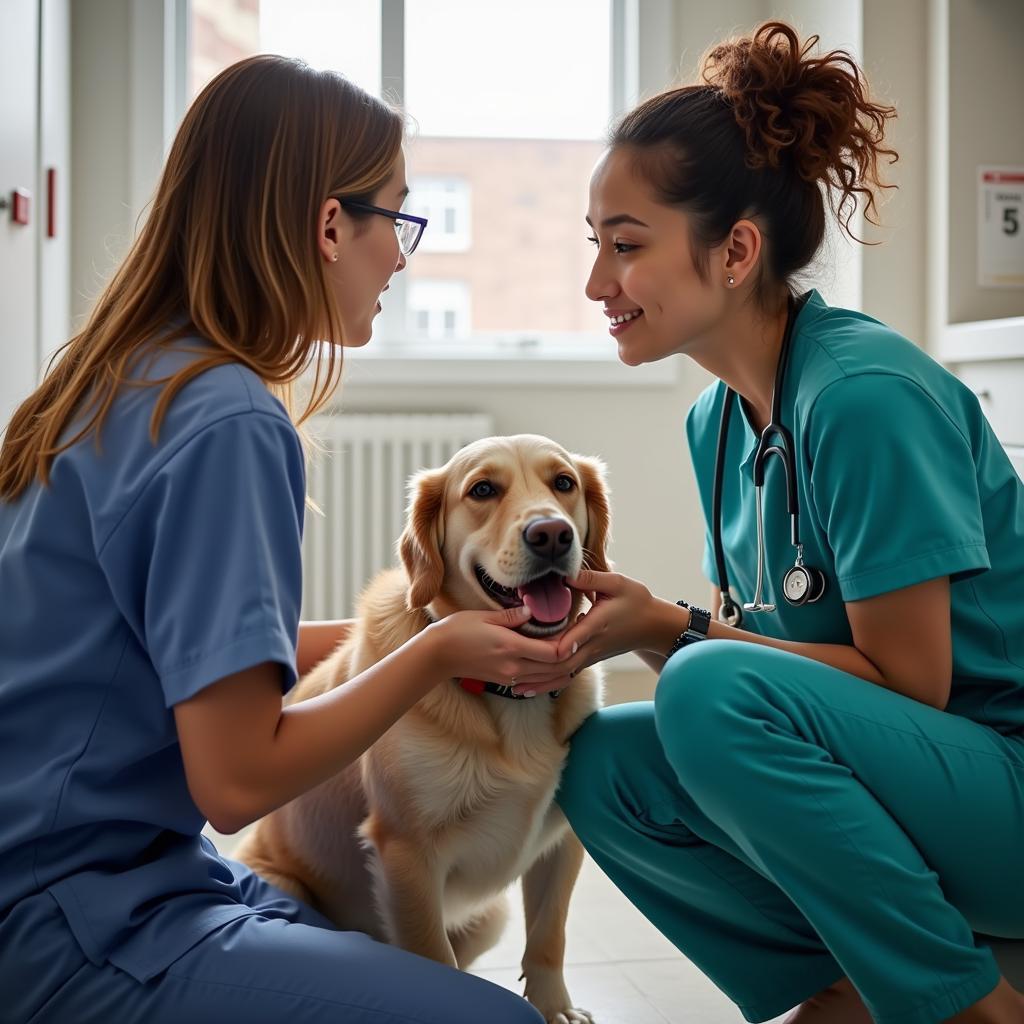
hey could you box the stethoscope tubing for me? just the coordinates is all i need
[712,291,823,625]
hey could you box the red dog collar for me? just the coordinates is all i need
[457,678,560,700]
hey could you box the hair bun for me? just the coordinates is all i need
[701,21,897,230]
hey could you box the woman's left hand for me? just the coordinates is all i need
[511,568,659,696]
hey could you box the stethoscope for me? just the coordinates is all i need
[712,291,828,627]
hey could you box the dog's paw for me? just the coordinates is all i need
[522,966,596,1024]
[545,1009,595,1024]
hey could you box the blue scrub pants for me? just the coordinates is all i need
[557,641,1024,1024]
[2,861,542,1024]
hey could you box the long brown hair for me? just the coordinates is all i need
[612,21,898,302]
[1,55,404,501]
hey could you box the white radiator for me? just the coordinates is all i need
[301,413,495,620]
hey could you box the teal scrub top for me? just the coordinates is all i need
[686,290,1024,735]
[0,340,306,982]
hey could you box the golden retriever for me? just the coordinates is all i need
[235,434,611,1023]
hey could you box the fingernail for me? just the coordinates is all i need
[522,690,536,698]
[571,642,578,655]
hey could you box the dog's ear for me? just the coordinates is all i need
[574,454,612,574]
[399,468,446,609]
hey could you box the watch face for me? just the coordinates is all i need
[784,567,808,601]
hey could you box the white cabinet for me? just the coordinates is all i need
[1006,446,1024,483]
[0,0,70,430]
[0,1,40,431]
[928,0,1024,467]
[39,0,71,366]
[952,358,1024,448]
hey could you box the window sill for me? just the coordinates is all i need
[340,350,680,388]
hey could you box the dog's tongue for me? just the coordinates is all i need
[517,574,571,623]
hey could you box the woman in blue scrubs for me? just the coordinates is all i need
[512,22,1024,1024]
[0,56,557,1024]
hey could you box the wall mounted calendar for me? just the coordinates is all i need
[978,166,1024,289]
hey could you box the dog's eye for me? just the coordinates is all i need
[469,481,497,499]
[553,474,576,492]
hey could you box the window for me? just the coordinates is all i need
[409,178,470,253]
[189,0,380,100]
[408,280,470,340]
[188,0,620,360]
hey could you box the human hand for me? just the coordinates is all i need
[425,605,570,690]
[510,569,659,696]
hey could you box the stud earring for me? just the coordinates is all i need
[726,274,735,286]
[332,252,339,262]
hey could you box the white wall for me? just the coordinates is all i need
[70,0,134,327]
[861,0,928,350]
[70,0,183,327]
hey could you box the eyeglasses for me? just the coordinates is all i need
[335,199,428,256]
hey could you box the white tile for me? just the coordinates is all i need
[619,958,790,1024]
[567,856,683,962]
[471,962,672,1024]
[472,856,679,970]
[471,856,774,1024]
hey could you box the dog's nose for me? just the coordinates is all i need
[523,517,573,561]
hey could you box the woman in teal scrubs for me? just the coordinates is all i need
[0,56,554,1024]
[513,22,1024,1024]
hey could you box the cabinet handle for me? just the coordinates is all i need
[47,169,57,238]
[0,188,31,225]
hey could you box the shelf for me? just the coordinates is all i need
[937,316,1024,364]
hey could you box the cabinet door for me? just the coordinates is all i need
[954,360,1024,447]
[0,0,40,429]
[39,0,71,365]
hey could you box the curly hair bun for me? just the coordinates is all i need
[701,21,897,230]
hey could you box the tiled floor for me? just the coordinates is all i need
[466,852,789,1024]
[212,822,787,1024]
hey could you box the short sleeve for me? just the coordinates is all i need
[98,411,306,706]
[807,374,989,602]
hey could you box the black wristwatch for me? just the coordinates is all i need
[665,600,712,659]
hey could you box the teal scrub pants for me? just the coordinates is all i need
[557,641,1024,1024]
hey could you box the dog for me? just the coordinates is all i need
[235,434,611,1023]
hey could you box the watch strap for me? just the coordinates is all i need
[666,600,712,659]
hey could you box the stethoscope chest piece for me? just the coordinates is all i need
[782,558,827,606]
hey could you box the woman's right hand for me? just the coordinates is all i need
[422,605,567,687]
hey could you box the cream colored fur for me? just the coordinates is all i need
[235,435,612,1024]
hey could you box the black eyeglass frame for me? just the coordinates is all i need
[335,199,428,256]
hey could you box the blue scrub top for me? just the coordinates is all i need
[0,340,306,982]
[686,290,1024,735]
